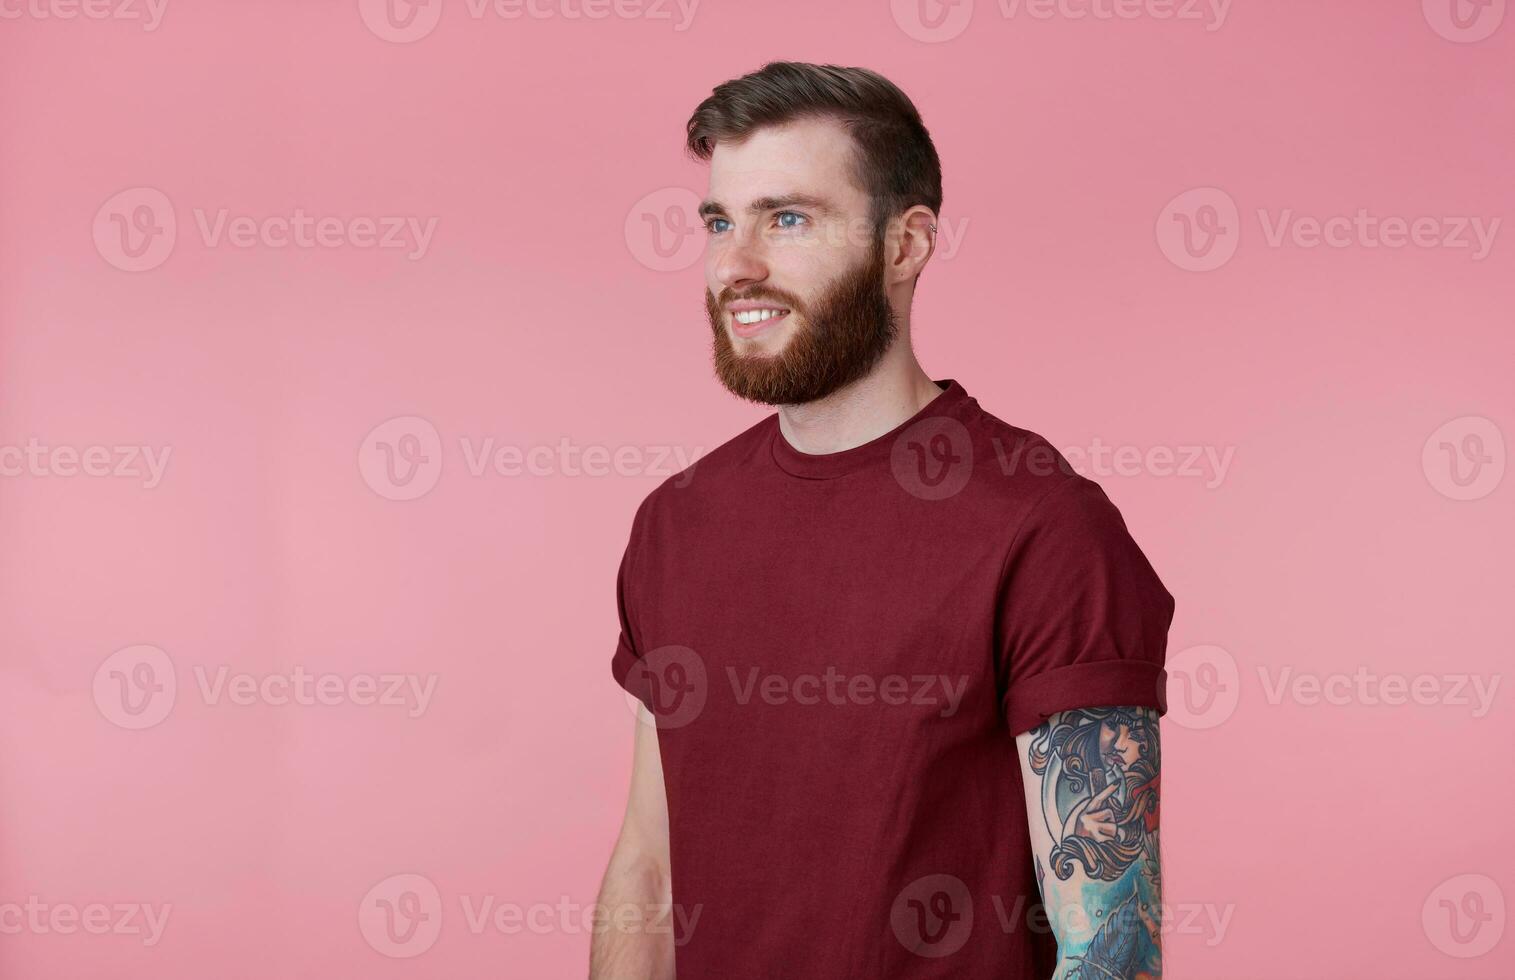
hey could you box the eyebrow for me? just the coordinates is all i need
[697,193,840,221]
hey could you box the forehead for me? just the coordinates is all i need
[706,117,867,212]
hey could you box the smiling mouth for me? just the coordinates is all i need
[730,307,792,338]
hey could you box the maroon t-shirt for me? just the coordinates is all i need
[611,379,1174,978]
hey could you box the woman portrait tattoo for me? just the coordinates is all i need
[1025,706,1162,979]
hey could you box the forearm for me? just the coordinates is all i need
[589,849,674,980]
[591,704,674,978]
[1043,858,1162,980]
[1016,706,1163,979]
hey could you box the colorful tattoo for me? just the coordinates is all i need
[1024,707,1162,980]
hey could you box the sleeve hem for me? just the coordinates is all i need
[1003,659,1168,735]
[611,637,653,711]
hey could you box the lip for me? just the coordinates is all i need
[727,304,792,339]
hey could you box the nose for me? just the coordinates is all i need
[711,230,769,294]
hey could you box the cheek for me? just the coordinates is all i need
[772,240,837,281]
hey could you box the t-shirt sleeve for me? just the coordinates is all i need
[609,496,655,711]
[996,476,1175,735]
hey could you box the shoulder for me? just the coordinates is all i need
[954,400,1156,567]
[952,399,1098,521]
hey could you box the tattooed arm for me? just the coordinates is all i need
[1016,706,1162,980]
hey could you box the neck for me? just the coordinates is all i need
[776,343,942,455]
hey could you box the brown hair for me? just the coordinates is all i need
[685,61,943,240]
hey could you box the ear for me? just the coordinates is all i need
[889,206,938,286]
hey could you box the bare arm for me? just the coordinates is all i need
[590,706,674,979]
[1015,706,1163,979]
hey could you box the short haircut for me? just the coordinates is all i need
[685,61,943,239]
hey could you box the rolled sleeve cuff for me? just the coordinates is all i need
[611,636,653,711]
[1003,659,1168,735]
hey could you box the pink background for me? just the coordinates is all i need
[1,0,1511,977]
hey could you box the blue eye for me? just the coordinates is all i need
[705,217,731,234]
[776,211,806,229]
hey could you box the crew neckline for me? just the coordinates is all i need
[770,379,970,480]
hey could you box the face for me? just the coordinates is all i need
[1100,721,1144,769]
[700,118,898,406]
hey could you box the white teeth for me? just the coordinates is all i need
[733,308,788,325]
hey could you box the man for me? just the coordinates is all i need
[591,61,1174,979]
